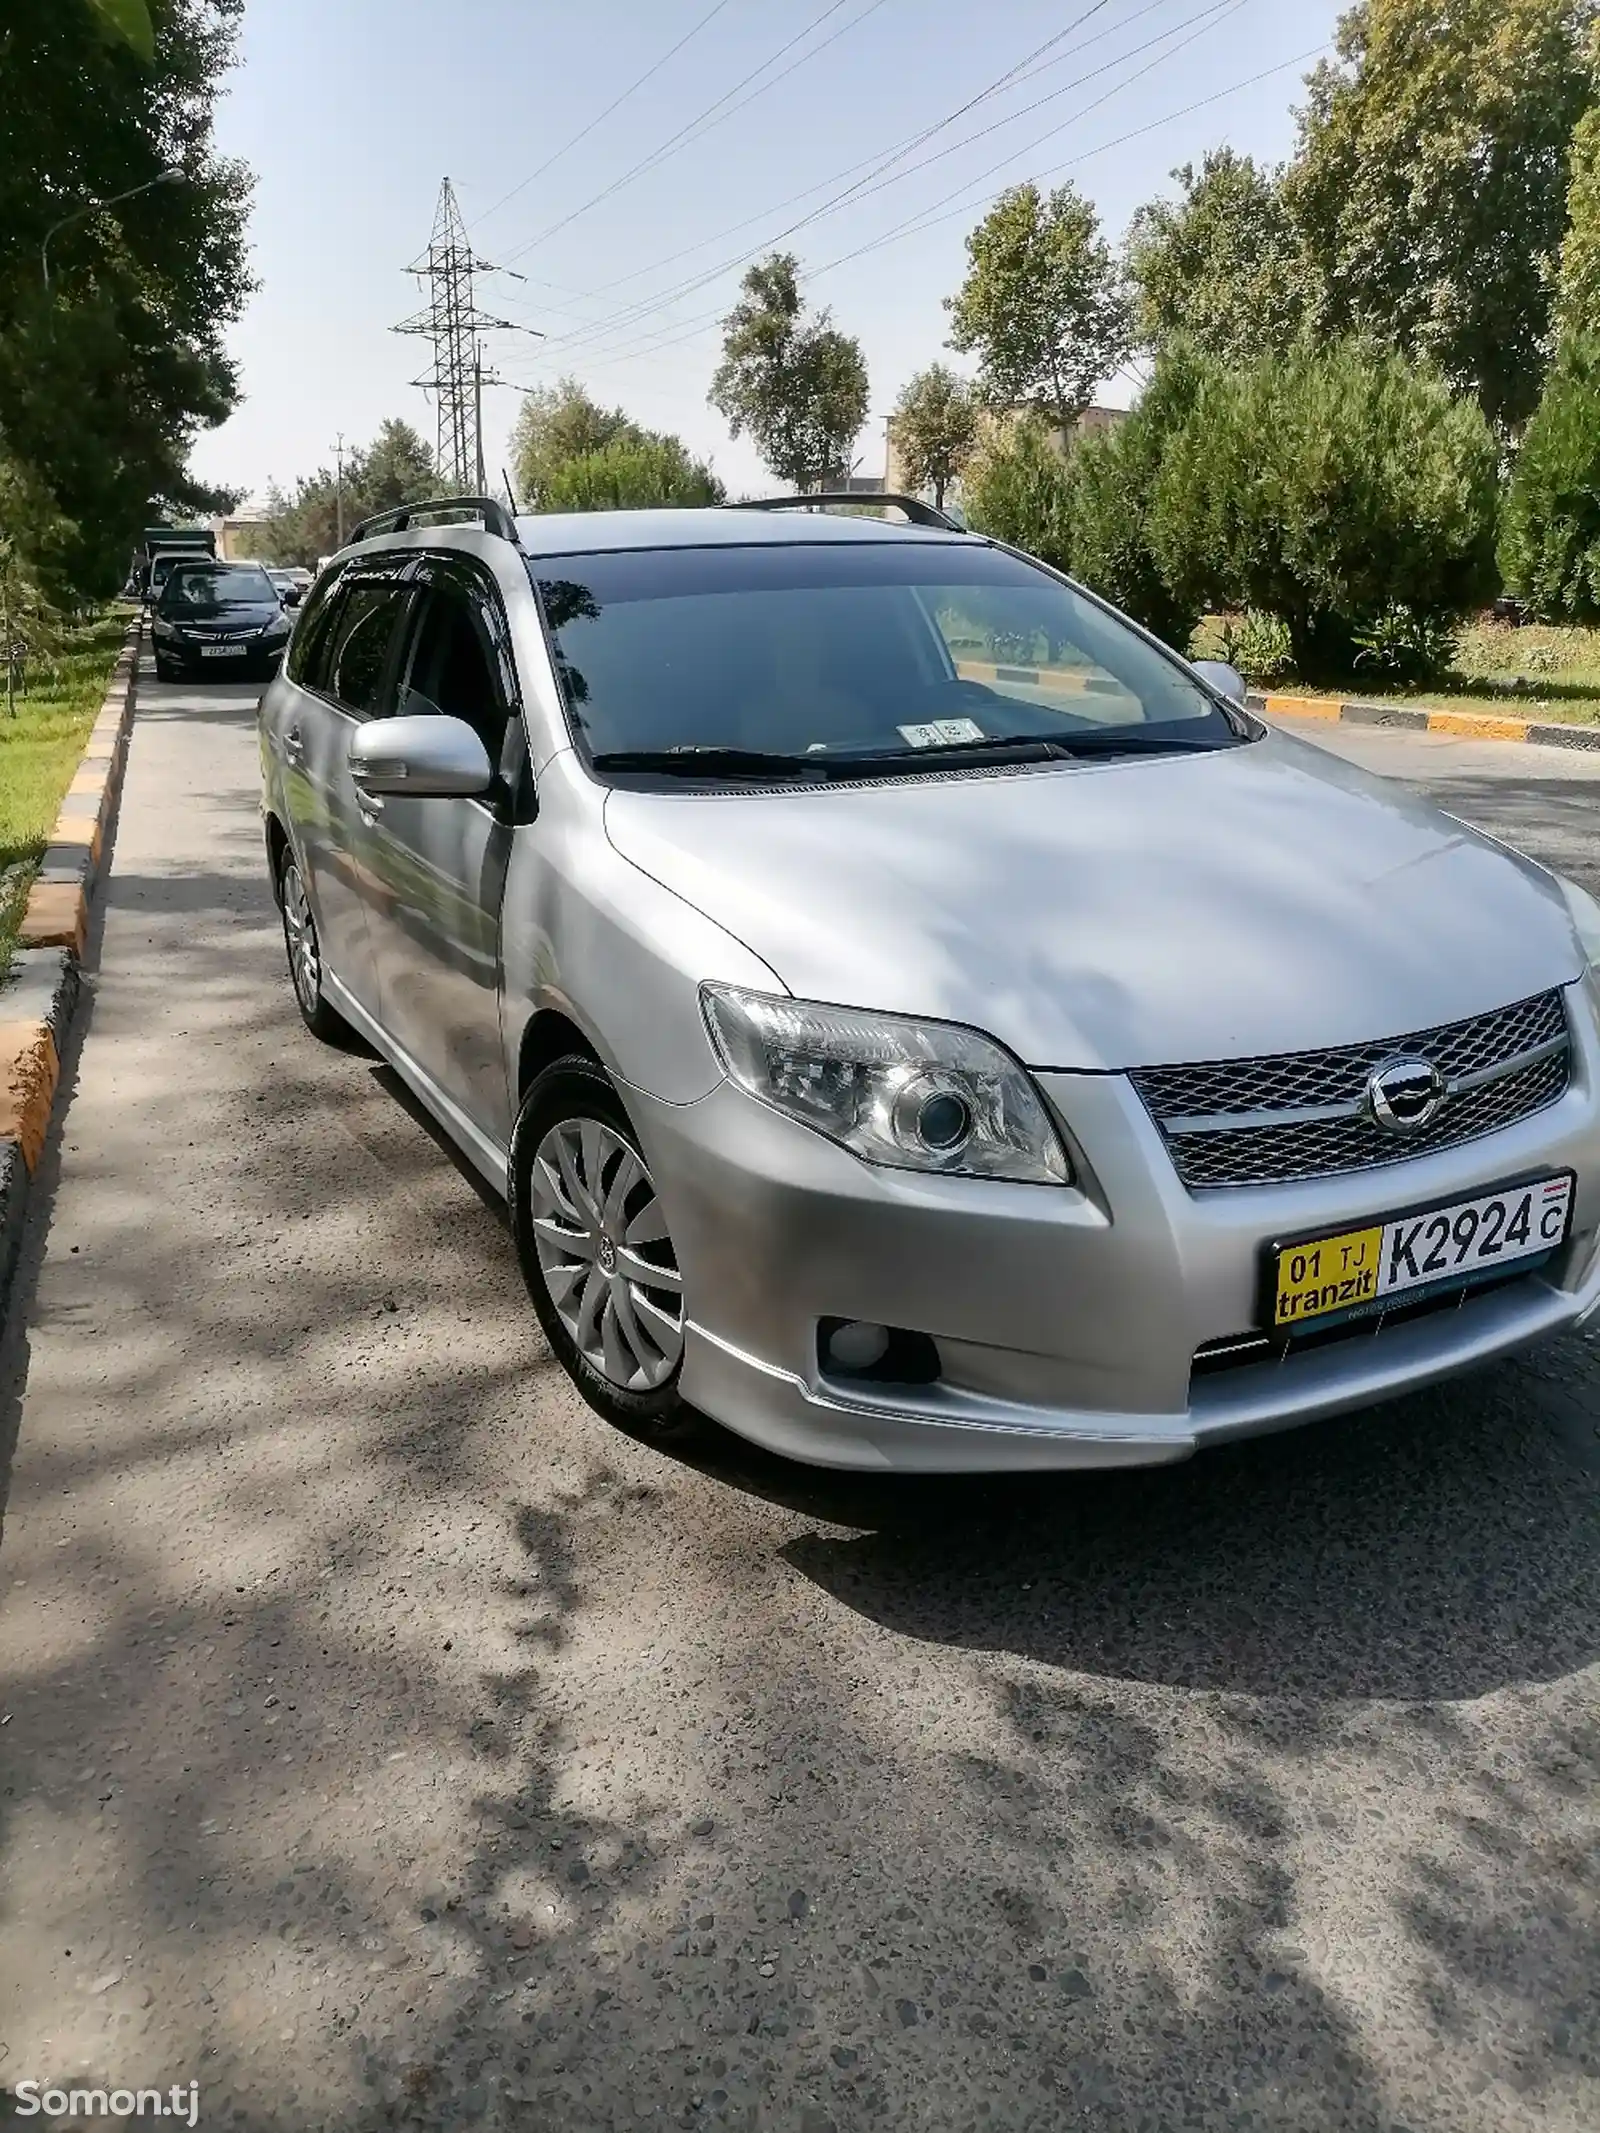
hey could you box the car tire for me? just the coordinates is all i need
[276,846,352,1045]
[153,653,181,682]
[509,1055,691,1438]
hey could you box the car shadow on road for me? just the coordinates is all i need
[650,1351,1600,1709]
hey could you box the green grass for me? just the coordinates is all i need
[1190,614,1600,725]
[0,610,129,972]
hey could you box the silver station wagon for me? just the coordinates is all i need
[257,493,1600,1470]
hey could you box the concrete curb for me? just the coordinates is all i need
[0,616,140,1311]
[1250,690,1600,753]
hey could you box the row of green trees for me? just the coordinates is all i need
[259,420,440,568]
[1,1,251,631]
[886,0,1600,667]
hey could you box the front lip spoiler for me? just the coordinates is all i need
[681,1233,1600,1469]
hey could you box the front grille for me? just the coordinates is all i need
[1133,990,1571,1190]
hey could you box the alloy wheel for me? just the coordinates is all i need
[280,859,321,1018]
[528,1117,684,1391]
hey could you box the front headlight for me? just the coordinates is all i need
[150,617,176,638]
[701,985,1071,1184]
[1556,874,1600,972]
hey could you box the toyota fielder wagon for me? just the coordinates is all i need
[256,494,1600,1470]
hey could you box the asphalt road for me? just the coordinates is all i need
[0,676,1596,2133]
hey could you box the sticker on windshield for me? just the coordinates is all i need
[896,717,988,749]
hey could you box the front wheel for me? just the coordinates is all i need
[153,653,182,683]
[509,1056,689,1436]
[277,848,351,1044]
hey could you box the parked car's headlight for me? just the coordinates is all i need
[150,617,176,638]
[1556,874,1600,974]
[701,985,1071,1184]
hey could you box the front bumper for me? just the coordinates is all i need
[629,981,1600,1471]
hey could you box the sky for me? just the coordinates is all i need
[194,0,1348,508]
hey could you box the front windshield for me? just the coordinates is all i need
[529,541,1246,776]
[160,565,278,612]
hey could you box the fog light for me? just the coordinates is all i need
[826,1320,891,1371]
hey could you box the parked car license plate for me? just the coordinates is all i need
[1270,1172,1575,1330]
[199,643,247,657]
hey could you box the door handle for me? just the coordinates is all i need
[282,725,305,764]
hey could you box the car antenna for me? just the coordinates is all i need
[502,467,520,515]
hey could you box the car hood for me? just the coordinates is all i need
[602,730,1584,1070]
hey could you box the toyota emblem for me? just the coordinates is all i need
[1366,1056,1447,1134]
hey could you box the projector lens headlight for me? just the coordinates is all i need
[700,985,1071,1184]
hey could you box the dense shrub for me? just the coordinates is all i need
[1499,335,1600,621]
[1065,345,1211,648]
[1146,343,1499,679]
[959,417,1074,573]
[1352,603,1458,685]
[1217,610,1296,683]
[535,435,725,512]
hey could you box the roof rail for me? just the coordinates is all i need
[731,491,965,532]
[350,495,521,546]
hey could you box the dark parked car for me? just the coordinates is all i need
[268,567,313,608]
[150,561,293,683]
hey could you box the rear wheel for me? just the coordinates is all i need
[277,849,350,1044]
[510,1056,689,1436]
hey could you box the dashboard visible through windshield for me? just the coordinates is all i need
[528,540,1251,782]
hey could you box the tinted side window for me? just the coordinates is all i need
[326,586,411,718]
[286,568,346,687]
[399,574,511,762]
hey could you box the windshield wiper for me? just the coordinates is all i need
[590,731,1227,783]
[590,747,826,779]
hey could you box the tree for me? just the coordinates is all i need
[1556,29,1600,335]
[0,1,253,600]
[709,254,869,491]
[509,379,646,505]
[260,420,438,567]
[1066,345,1214,650]
[1146,344,1499,676]
[890,364,978,507]
[960,418,1074,574]
[535,433,725,511]
[1500,334,1600,616]
[1126,150,1316,364]
[945,183,1131,433]
[358,419,437,513]
[1283,0,1596,432]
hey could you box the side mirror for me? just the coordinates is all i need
[349,715,493,798]
[1191,658,1247,706]
[283,584,304,608]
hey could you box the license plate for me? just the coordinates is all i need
[1270,1172,1575,1330]
[199,642,247,657]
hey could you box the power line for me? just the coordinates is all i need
[576,38,1327,378]
[496,0,887,266]
[577,0,1143,305]
[531,0,1224,366]
[813,14,1304,276]
[468,0,738,228]
[538,0,1242,370]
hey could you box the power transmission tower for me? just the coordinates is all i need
[395,178,541,492]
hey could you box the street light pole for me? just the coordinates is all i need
[42,168,184,291]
